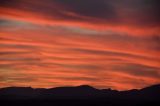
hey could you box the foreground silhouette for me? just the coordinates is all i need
[0,84,160,106]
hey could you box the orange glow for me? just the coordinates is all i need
[0,1,160,90]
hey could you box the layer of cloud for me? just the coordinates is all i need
[0,0,160,35]
[0,0,160,90]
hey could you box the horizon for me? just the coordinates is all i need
[0,0,160,91]
[1,83,160,91]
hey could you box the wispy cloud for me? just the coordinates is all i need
[0,0,160,90]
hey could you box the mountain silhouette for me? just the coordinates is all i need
[0,84,160,106]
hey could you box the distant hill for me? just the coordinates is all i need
[0,84,160,106]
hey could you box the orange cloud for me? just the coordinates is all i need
[0,7,160,36]
[0,0,160,90]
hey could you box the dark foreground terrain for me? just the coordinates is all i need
[0,84,160,106]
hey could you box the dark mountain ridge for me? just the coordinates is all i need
[0,84,160,99]
[0,84,160,106]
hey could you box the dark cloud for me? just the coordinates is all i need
[112,63,160,78]
[148,35,160,50]
[0,44,36,49]
[0,0,159,26]
[54,0,116,19]
[0,51,28,55]
[0,0,16,6]
[0,57,40,61]
[0,19,8,25]
[107,0,160,25]
[68,48,155,61]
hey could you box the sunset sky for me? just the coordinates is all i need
[0,0,160,90]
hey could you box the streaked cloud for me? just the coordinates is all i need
[0,0,160,90]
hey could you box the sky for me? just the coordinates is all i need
[0,0,160,90]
